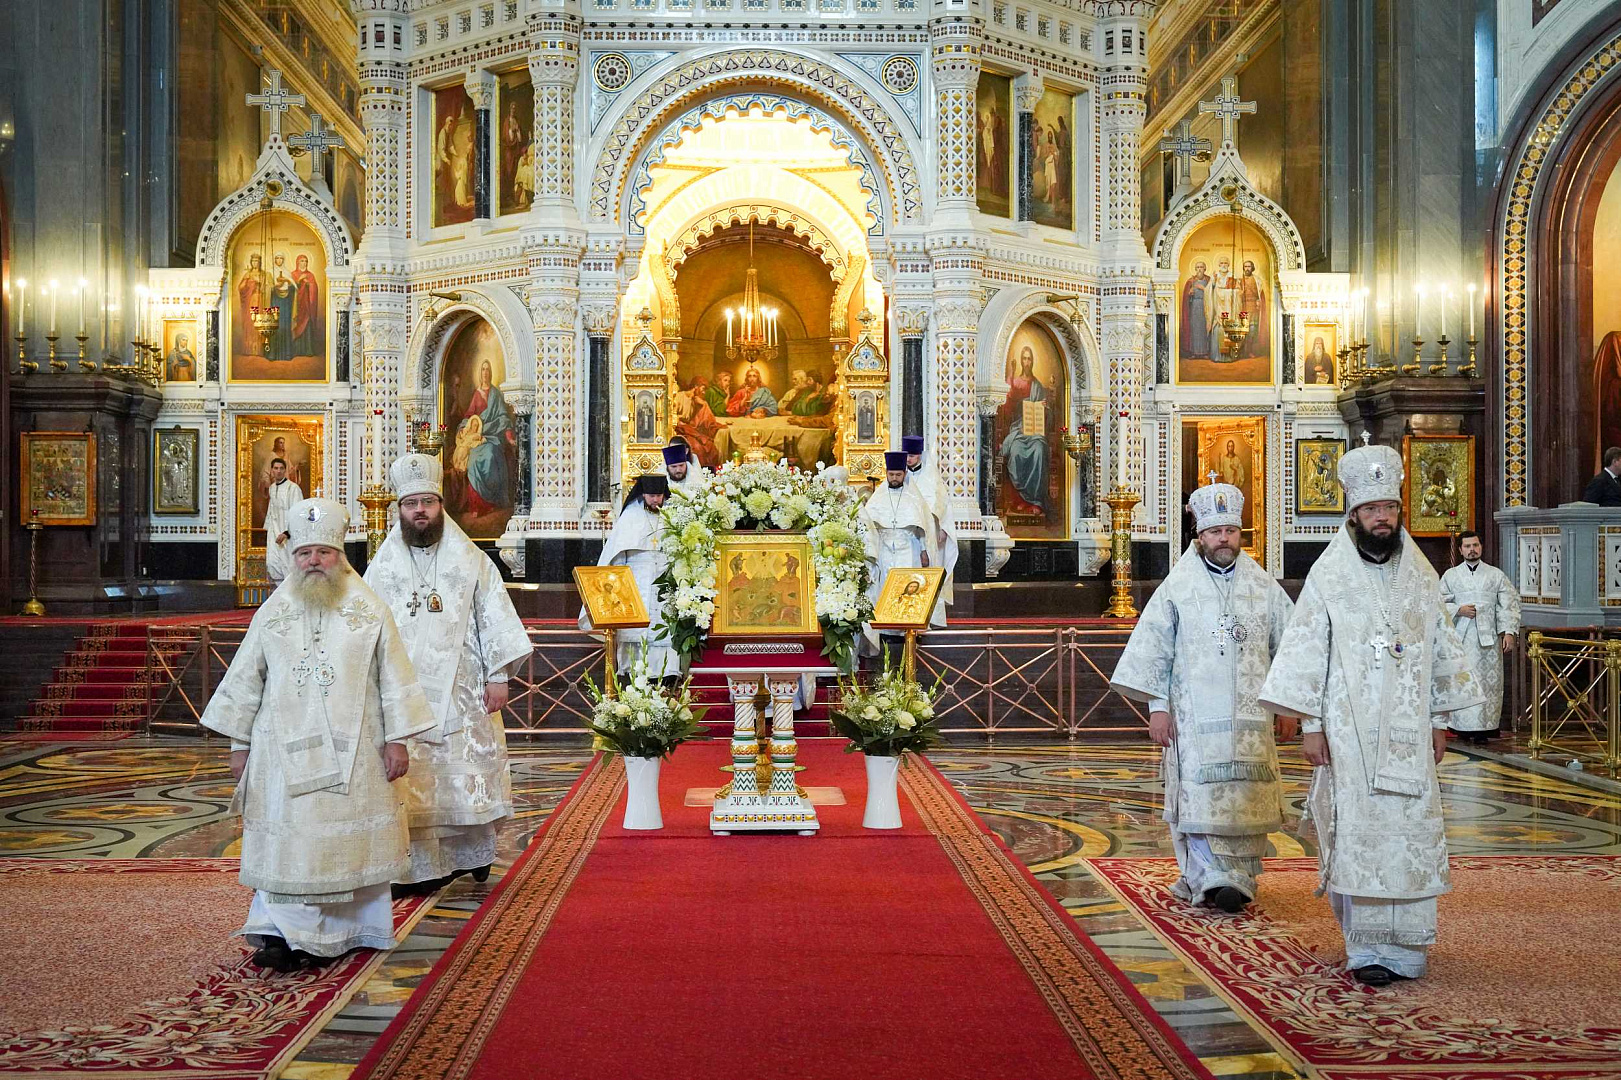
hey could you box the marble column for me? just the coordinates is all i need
[463,70,496,223]
[895,306,928,438]
[1014,72,1044,223]
[582,303,616,505]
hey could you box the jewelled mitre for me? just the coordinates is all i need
[1189,482,1244,532]
[287,498,349,551]
[1338,443,1404,510]
[390,453,443,501]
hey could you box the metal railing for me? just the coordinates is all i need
[1526,631,1621,778]
[143,621,1148,739]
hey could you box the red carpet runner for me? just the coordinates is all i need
[353,741,1212,1080]
[18,623,166,734]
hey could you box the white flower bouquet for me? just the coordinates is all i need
[582,644,707,759]
[830,655,944,757]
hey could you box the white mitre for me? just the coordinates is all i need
[1189,482,1243,532]
[390,453,443,501]
[1337,442,1404,510]
[287,497,349,551]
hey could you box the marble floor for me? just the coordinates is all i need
[2,733,1617,1080]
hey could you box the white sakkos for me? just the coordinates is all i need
[1438,553,1520,734]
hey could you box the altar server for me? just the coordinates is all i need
[1439,530,1521,745]
[662,441,707,500]
[1111,481,1294,912]
[1260,443,1483,986]
[585,473,676,677]
[263,458,304,582]
[859,451,937,650]
[902,435,957,627]
[364,454,532,895]
[202,498,435,972]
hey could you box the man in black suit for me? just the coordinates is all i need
[1582,446,1621,506]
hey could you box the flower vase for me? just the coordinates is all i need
[622,755,664,830]
[862,754,902,829]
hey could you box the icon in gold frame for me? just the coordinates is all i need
[870,566,945,630]
[573,565,650,629]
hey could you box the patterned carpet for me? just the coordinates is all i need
[0,858,437,1078]
[1088,856,1621,1080]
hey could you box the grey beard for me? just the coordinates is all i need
[1199,541,1238,567]
[293,564,350,610]
[401,515,444,547]
[1351,517,1403,560]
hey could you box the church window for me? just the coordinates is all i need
[1015,9,1028,32]
[895,0,916,9]
[782,0,806,10]
[706,0,730,11]
[437,17,450,40]
[881,56,919,94]
[481,5,494,28]
[596,0,616,9]
[1105,30,1115,55]
[745,0,769,10]
[1038,16,1049,37]
[1122,29,1134,53]
[394,25,403,46]
[593,54,633,91]
[416,22,428,46]
[458,10,472,34]
[857,0,879,12]
[819,0,843,11]
[374,25,385,45]
[1059,22,1071,45]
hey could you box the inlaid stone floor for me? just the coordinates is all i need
[2,733,1617,1080]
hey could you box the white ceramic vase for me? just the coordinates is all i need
[622,755,664,830]
[862,753,902,829]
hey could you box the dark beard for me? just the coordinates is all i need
[401,515,445,547]
[1350,517,1402,561]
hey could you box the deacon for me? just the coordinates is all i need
[263,457,304,582]
[661,440,707,500]
[584,472,676,677]
[859,450,938,652]
[1260,442,1482,987]
[902,435,957,627]
[201,498,436,973]
[364,454,532,896]
[1111,481,1295,913]
[1439,530,1521,745]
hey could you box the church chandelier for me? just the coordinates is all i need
[723,224,779,372]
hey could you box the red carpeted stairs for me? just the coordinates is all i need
[17,624,172,734]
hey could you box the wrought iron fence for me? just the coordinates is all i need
[1525,632,1621,778]
[142,622,1148,738]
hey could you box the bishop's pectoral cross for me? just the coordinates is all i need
[406,592,423,618]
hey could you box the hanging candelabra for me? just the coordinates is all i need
[722,224,779,374]
[249,183,285,354]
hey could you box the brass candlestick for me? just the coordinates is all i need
[358,483,393,559]
[1458,335,1479,379]
[46,332,65,372]
[1400,337,1424,376]
[1336,344,1353,388]
[1428,335,1450,377]
[76,333,96,373]
[1446,514,1461,567]
[16,333,37,374]
[21,512,46,616]
[1103,484,1140,619]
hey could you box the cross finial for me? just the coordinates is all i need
[1360,430,1372,447]
[287,112,345,175]
[1158,120,1211,195]
[1206,469,1219,487]
[246,69,306,139]
[1197,74,1257,150]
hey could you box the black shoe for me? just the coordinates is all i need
[1204,886,1248,913]
[471,863,492,883]
[288,948,335,971]
[1353,964,1395,986]
[250,936,294,972]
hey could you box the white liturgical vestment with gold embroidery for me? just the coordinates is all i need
[263,479,303,582]
[859,483,937,650]
[582,500,676,677]
[1111,544,1292,900]
[366,516,531,882]
[1439,561,1520,732]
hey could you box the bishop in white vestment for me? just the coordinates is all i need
[263,461,304,582]
[859,451,938,652]
[365,454,532,893]
[1112,483,1294,911]
[902,435,957,627]
[583,473,677,676]
[202,498,436,972]
[1439,531,1521,744]
[1259,444,1482,986]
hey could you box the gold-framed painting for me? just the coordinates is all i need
[1175,216,1275,385]
[1188,416,1267,564]
[227,208,329,382]
[1300,321,1338,386]
[870,566,945,630]
[975,71,1013,218]
[235,414,324,583]
[162,319,200,383]
[1403,434,1474,536]
[711,533,819,637]
[1294,437,1345,515]
[19,431,96,526]
[153,427,201,515]
[572,565,650,629]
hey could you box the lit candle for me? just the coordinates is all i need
[1440,288,1449,339]
[725,308,733,346]
[14,279,25,337]
[1116,410,1129,487]
[77,278,88,336]
[371,409,384,485]
[1361,287,1370,343]
[1414,284,1426,339]
[47,279,58,335]
[135,286,147,343]
[1467,282,1477,339]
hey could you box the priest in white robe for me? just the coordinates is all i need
[1439,530,1521,745]
[364,454,532,895]
[202,497,435,973]
[859,451,938,653]
[263,458,304,582]
[1111,481,1294,912]
[584,473,677,677]
[1259,443,1483,987]
[661,441,708,501]
[902,435,957,627]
